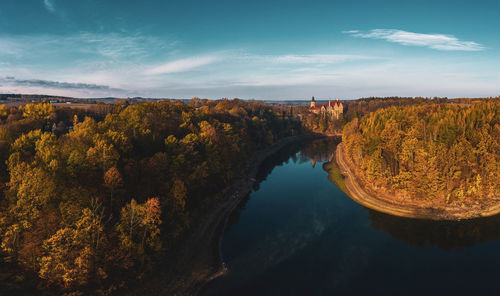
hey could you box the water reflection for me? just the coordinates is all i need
[204,137,500,296]
[368,210,500,250]
[239,136,500,251]
[318,141,500,250]
[253,137,339,191]
[299,136,339,167]
[227,137,340,229]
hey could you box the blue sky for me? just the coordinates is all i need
[0,0,499,99]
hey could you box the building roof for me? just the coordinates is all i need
[309,99,342,110]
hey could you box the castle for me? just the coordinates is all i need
[309,96,343,119]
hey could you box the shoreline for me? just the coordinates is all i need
[336,142,500,220]
[156,134,323,295]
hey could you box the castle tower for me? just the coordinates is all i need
[310,96,316,108]
[333,99,343,119]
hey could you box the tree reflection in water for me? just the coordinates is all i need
[230,136,500,251]
[206,136,500,296]
[368,210,500,250]
[226,137,340,232]
[310,137,500,251]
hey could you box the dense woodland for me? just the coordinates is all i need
[1,95,499,294]
[298,96,454,133]
[0,99,303,294]
[342,96,451,122]
[343,99,500,204]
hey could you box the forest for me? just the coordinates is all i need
[1,96,499,294]
[0,99,303,294]
[343,99,500,204]
[342,96,451,122]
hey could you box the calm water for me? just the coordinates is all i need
[202,138,500,296]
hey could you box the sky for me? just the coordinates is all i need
[1,0,500,100]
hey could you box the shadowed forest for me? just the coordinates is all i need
[0,99,303,294]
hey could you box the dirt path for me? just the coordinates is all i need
[336,143,500,220]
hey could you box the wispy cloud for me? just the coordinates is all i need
[153,59,500,99]
[143,56,218,75]
[271,54,373,64]
[0,77,118,91]
[0,33,174,62]
[345,29,484,51]
[234,53,375,65]
[233,73,339,87]
[1,30,496,99]
[77,33,174,60]
[43,0,56,13]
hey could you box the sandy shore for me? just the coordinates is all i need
[336,142,500,220]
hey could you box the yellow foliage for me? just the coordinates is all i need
[21,102,55,120]
[0,104,7,118]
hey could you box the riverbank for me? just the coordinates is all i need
[151,134,323,295]
[336,143,500,220]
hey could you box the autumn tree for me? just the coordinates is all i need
[0,98,305,294]
[21,102,55,121]
[103,166,123,208]
[342,99,500,204]
[116,198,162,272]
[39,207,107,289]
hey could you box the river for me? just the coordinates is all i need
[201,137,500,295]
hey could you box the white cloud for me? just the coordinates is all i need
[234,53,375,65]
[342,30,359,34]
[233,73,336,87]
[44,0,56,13]
[0,32,173,96]
[271,54,372,64]
[1,32,497,99]
[143,56,218,75]
[0,33,172,61]
[345,29,484,51]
